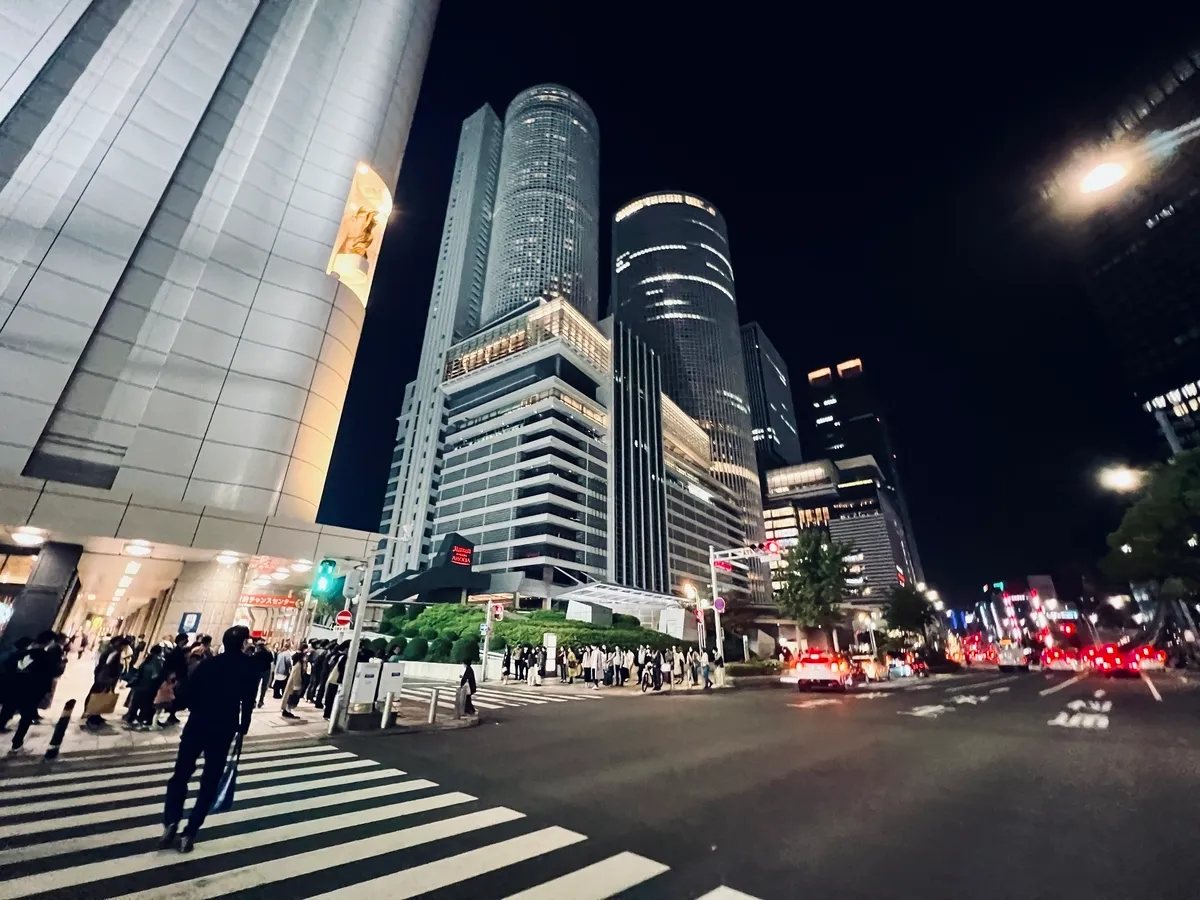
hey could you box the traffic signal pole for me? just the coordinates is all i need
[709,545,725,677]
[335,558,370,733]
[480,600,494,682]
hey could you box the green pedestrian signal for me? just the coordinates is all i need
[312,559,339,600]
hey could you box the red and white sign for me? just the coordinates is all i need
[491,603,505,621]
[334,610,353,628]
[714,596,726,614]
[450,544,473,566]
[242,594,300,609]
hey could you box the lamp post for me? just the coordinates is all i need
[1098,465,1146,494]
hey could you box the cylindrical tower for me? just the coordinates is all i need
[480,84,600,324]
[611,192,764,548]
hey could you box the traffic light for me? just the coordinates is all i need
[748,541,782,557]
[342,565,364,603]
[312,559,344,601]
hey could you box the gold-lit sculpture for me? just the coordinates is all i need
[327,163,392,306]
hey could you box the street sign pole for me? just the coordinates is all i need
[709,545,725,685]
[336,557,370,733]
[480,601,494,683]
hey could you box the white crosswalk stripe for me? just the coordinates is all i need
[0,742,747,899]
[398,680,606,710]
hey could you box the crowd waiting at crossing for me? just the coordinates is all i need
[501,643,719,691]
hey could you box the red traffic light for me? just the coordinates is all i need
[713,559,734,572]
[764,540,780,554]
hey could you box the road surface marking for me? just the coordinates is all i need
[949,694,989,705]
[106,807,523,900]
[308,826,587,899]
[1093,689,1106,699]
[0,766,401,841]
[947,675,1018,693]
[1142,672,1164,702]
[898,704,953,718]
[0,796,508,899]
[1067,699,1112,712]
[694,888,765,899]
[0,758,379,819]
[1039,674,1084,696]
[503,851,670,899]
[908,684,933,691]
[0,778,442,865]
[787,698,842,709]
[989,686,1010,694]
[0,743,340,788]
[0,750,356,801]
[1048,711,1109,730]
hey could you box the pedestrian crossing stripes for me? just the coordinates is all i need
[0,741,762,900]
[398,681,606,710]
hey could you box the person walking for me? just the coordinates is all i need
[305,641,327,704]
[160,626,255,852]
[271,644,292,699]
[459,659,477,715]
[280,649,304,720]
[566,647,580,684]
[0,631,59,753]
[701,647,713,690]
[77,632,88,660]
[83,636,127,729]
[161,634,191,727]
[251,640,273,708]
[123,644,165,729]
[501,646,512,685]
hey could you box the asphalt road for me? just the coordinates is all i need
[336,667,1200,900]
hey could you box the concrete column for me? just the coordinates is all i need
[1,543,82,647]
[158,560,248,640]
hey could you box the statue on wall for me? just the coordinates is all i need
[339,206,379,258]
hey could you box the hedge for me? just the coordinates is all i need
[402,637,428,661]
[402,624,421,639]
[451,637,480,663]
[420,627,440,642]
[428,637,453,662]
[387,636,407,659]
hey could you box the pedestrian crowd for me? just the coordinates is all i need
[500,643,718,691]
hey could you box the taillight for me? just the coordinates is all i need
[1157,650,1167,662]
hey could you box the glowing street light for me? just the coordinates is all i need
[1080,161,1128,194]
[1098,465,1145,493]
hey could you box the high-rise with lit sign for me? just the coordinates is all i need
[611,192,766,601]
[479,85,600,325]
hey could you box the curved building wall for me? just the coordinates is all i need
[612,193,765,585]
[0,0,439,521]
[480,84,599,325]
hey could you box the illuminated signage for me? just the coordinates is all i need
[241,594,300,609]
[450,545,473,567]
[713,559,734,573]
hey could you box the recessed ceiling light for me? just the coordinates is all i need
[123,541,152,557]
[124,561,141,576]
[254,575,272,586]
[291,559,313,572]
[11,527,44,547]
[113,589,125,598]
[271,570,289,580]
[118,575,133,589]
[215,551,240,565]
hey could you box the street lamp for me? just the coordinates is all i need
[1080,161,1128,194]
[1098,465,1145,493]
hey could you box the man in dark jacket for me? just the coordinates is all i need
[251,639,273,708]
[160,626,256,852]
[0,631,59,753]
[161,633,191,726]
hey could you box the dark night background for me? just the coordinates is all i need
[320,4,1200,605]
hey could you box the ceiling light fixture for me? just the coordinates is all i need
[290,559,313,573]
[11,527,45,548]
[123,540,152,557]
[124,561,142,576]
[215,551,240,565]
[118,575,133,589]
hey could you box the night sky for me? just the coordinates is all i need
[319,4,1200,606]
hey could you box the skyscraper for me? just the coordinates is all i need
[1045,48,1200,451]
[480,85,600,325]
[741,323,803,473]
[802,359,923,583]
[611,192,765,598]
[0,0,437,521]
[0,0,436,645]
[379,106,503,582]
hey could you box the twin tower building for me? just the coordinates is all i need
[376,85,770,608]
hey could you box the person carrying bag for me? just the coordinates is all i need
[210,732,242,814]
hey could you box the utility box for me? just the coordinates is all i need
[566,599,612,627]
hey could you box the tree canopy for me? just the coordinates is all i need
[1100,449,1200,591]
[882,583,935,634]
[772,529,854,628]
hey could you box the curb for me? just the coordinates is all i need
[343,715,481,736]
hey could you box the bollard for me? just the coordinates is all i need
[427,688,439,724]
[44,699,76,760]
[380,691,395,730]
[454,684,465,719]
[326,690,343,736]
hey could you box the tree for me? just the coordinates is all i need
[883,584,935,635]
[1101,449,1200,591]
[773,530,853,631]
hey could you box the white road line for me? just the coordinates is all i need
[0,752,354,801]
[0,767,404,841]
[694,888,765,899]
[1142,672,1164,702]
[0,744,338,788]
[989,686,1011,694]
[1094,689,1107,698]
[1039,674,1084,696]
[310,826,588,899]
[0,793,493,899]
[0,778,441,864]
[948,675,1018,693]
[108,806,521,900]
[0,758,378,819]
[503,851,669,899]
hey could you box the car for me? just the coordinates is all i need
[995,639,1029,673]
[887,650,929,679]
[779,650,853,690]
[1039,646,1083,672]
[851,654,887,683]
[1090,643,1167,675]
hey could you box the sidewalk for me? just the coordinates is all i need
[0,653,453,762]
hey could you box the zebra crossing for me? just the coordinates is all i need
[398,679,607,711]
[0,739,761,899]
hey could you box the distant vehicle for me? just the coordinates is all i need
[850,654,886,683]
[1040,646,1083,672]
[995,639,1029,673]
[1091,643,1167,676]
[780,649,853,691]
[886,650,928,679]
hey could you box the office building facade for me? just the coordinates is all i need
[378,106,502,584]
[741,322,803,473]
[605,319,670,593]
[1045,48,1200,451]
[763,457,916,605]
[480,85,600,325]
[0,0,433,644]
[611,192,765,598]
